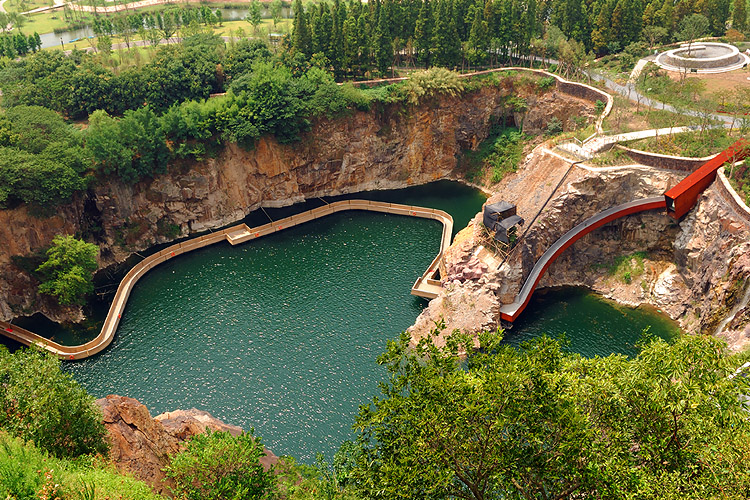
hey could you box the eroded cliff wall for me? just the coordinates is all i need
[0,84,595,324]
[409,159,750,350]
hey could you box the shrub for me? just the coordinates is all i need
[400,67,464,105]
[536,76,556,91]
[37,235,98,306]
[545,116,564,135]
[624,41,649,58]
[0,432,163,499]
[164,429,276,500]
[0,347,108,459]
[619,52,635,72]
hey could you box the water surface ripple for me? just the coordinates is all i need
[61,182,678,462]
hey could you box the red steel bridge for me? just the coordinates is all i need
[500,139,750,323]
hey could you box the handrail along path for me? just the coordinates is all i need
[0,200,452,360]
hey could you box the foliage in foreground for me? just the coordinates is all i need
[350,328,750,499]
[37,235,99,307]
[164,429,276,500]
[0,346,108,459]
[0,432,164,500]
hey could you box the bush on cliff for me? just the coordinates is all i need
[399,68,465,106]
[0,106,89,209]
[0,346,108,459]
[0,432,164,500]
[37,235,99,307]
[164,429,276,500]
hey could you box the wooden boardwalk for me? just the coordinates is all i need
[0,200,452,360]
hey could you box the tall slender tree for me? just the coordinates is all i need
[414,0,434,66]
[433,0,461,68]
[291,0,312,56]
[733,0,747,31]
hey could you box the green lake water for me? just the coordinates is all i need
[3,181,679,462]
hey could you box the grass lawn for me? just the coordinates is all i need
[19,10,77,34]
[5,0,53,12]
[623,128,742,157]
[34,16,290,53]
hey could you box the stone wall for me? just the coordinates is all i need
[716,169,750,223]
[616,145,710,172]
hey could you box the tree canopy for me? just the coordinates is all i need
[350,328,750,499]
[37,235,99,306]
[0,345,108,459]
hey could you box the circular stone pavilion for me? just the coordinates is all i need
[654,42,750,74]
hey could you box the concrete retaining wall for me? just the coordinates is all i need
[616,145,712,172]
[716,169,750,223]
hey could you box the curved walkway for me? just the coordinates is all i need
[0,199,452,360]
[499,197,667,322]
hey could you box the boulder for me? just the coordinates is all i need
[96,395,279,497]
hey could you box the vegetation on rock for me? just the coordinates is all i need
[0,432,164,500]
[0,346,108,459]
[164,429,276,500]
[462,126,526,184]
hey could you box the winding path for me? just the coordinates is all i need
[0,199,452,359]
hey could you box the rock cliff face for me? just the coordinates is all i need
[0,83,595,325]
[409,162,750,350]
[96,395,278,497]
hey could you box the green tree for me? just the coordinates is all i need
[351,328,750,499]
[641,24,667,48]
[732,0,747,31]
[0,346,108,459]
[413,0,434,66]
[97,34,112,56]
[352,330,599,499]
[677,13,709,55]
[466,5,489,66]
[432,0,461,68]
[292,0,312,56]
[224,38,273,80]
[164,429,276,500]
[270,0,283,27]
[704,0,731,35]
[36,235,99,306]
[373,4,393,74]
[248,0,263,34]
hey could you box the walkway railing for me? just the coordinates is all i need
[0,200,452,360]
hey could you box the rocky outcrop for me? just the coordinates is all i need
[410,163,750,350]
[96,395,278,497]
[0,83,595,325]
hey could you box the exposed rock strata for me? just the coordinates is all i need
[410,162,750,351]
[0,84,594,325]
[96,395,278,497]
